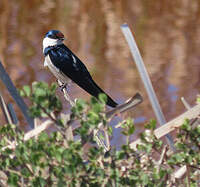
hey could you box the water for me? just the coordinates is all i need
[0,0,199,145]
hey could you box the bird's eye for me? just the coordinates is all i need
[47,34,57,39]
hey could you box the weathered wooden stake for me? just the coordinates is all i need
[121,24,175,151]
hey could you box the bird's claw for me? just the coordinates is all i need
[60,84,68,92]
[57,80,68,92]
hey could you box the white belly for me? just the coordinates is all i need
[44,55,71,84]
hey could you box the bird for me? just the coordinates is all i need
[43,30,118,107]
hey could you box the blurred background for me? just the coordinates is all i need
[0,0,199,145]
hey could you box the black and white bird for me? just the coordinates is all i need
[43,30,117,107]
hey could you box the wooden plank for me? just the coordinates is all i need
[130,104,200,149]
[0,60,34,128]
[154,104,200,139]
[106,93,142,118]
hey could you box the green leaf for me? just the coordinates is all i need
[145,119,156,129]
[140,173,149,185]
[107,126,113,136]
[197,96,200,103]
[55,152,62,163]
[32,177,46,187]
[128,125,135,135]
[181,119,191,131]
[7,173,19,187]
[38,132,49,142]
[19,88,25,97]
[21,167,31,177]
[23,85,31,97]
[98,93,107,104]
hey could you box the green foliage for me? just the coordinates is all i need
[196,95,200,103]
[20,82,62,118]
[0,81,199,186]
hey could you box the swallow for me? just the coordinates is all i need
[43,30,117,107]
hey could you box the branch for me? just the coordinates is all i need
[57,80,75,107]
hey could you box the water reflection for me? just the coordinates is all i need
[0,0,199,145]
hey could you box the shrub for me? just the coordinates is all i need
[0,82,199,186]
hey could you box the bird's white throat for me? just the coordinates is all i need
[43,37,63,52]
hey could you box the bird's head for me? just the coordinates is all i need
[43,30,65,50]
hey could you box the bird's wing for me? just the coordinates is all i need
[47,44,117,107]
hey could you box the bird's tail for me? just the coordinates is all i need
[86,79,118,108]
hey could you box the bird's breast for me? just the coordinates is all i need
[44,55,71,84]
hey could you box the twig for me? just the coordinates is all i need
[157,145,167,170]
[60,113,74,141]
[186,165,190,187]
[181,97,191,110]
[104,128,110,150]
[57,80,75,107]
[24,120,53,141]
[188,165,200,170]
[93,129,109,152]
[0,92,13,124]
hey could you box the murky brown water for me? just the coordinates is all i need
[0,0,200,145]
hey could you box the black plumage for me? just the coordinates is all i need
[44,44,117,107]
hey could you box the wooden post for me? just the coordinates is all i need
[121,24,175,151]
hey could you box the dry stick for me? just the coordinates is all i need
[57,80,75,107]
[25,120,50,142]
[0,60,34,128]
[60,113,74,141]
[0,92,13,124]
[181,97,191,110]
[93,130,109,152]
[104,128,110,150]
[157,145,167,167]
[121,24,175,151]
[186,165,191,187]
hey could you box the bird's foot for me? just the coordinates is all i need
[60,84,68,92]
[57,80,68,92]
[56,80,75,107]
